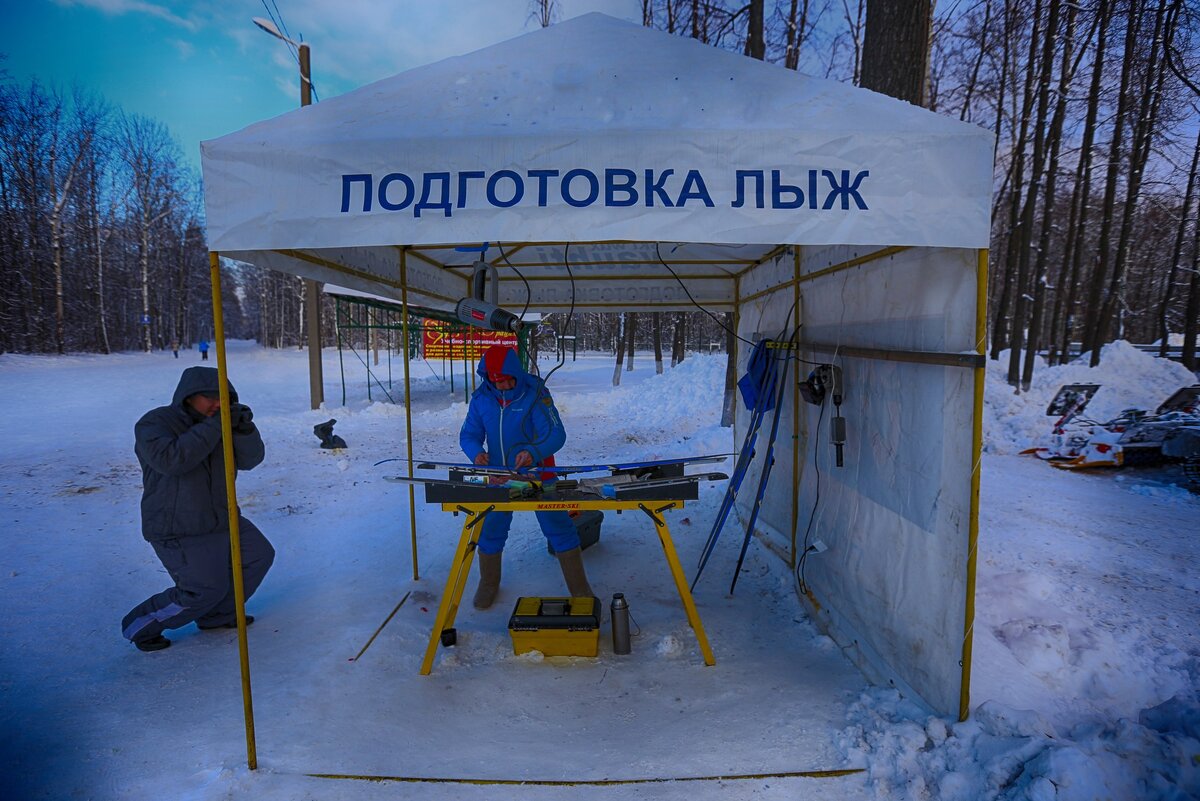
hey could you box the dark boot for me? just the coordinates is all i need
[473,551,503,610]
[555,547,595,598]
[134,635,171,652]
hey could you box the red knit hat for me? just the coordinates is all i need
[483,344,515,383]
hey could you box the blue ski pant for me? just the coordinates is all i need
[477,509,578,555]
[121,518,274,642]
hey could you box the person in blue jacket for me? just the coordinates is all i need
[460,344,595,609]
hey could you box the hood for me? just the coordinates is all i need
[474,346,533,396]
[171,366,239,408]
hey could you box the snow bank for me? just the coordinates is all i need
[983,341,1197,454]
[838,689,1200,801]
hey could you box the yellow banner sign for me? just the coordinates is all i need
[423,319,517,360]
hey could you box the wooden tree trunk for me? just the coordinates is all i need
[860,0,932,105]
[1054,0,1110,363]
[1159,125,1200,356]
[1181,218,1200,370]
[652,311,664,373]
[676,312,687,363]
[95,222,110,354]
[139,226,152,352]
[1092,0,1169,363]
[613,312,625,386]
[989,1,1023,360]
[958,0,994,120]
[1006,0,1054,388]
[1022,0,1076,388]
[625,311,636,371]
[1080,1,1139,360]
[745,0,765,59]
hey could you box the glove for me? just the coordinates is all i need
[229,403,255,433]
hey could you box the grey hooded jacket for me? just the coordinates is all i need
[134,367,264,542]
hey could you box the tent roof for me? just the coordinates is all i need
[201,13,992,310]
[223,13,977,141]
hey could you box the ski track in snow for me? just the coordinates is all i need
[0,342,1197,800]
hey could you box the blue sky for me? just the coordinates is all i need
[0,0,639,171]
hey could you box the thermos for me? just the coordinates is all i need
[611,593,631,655]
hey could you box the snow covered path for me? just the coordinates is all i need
[0,343,1196,800]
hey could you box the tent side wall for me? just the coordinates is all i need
[734,246,979,716]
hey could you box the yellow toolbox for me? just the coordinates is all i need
[508,596,601,657]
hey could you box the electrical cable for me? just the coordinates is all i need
[500,243,574,465]
[496,242,533,326]
[655,243,755,348]
[795,398,825,594]
[655,243,824,369]
[262,0,320,102]
[539,242,575,389]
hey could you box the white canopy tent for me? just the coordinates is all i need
[201,11,993,768]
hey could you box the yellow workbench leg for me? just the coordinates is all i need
[419,509,488,675]
[654,518,716,666]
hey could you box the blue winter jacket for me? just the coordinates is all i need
[459,348,566,469]
[134,367,264,542]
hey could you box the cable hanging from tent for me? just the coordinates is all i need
[795,397,826,595]
[496,242,533,326]
[655,243,756,348]
[539,242,575,389]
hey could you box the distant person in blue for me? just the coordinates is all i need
[459,344,594,609]
[198,339,209,361]
[121,367,274,652]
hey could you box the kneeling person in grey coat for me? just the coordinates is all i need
[122,366,275,652]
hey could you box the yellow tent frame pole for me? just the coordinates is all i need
[791,247,801,568]
[959,248,988,722]
[208,251,258,770]
[400,248,419,580]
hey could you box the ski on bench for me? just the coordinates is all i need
[377,453,733,476]
[384,471,728,499]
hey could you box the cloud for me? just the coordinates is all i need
[53,0,198,31]
[169,38,194,59]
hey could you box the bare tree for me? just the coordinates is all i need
[528,0,559,28]
[1089,0,1171,363]
[119,114,181,352]
[1021,0,1078,388]
[625,311,637,370]
[860,0,932,105]
[613,312,626,385]
[746,0,766,58]
[1005,0,1059,388]
[652,311,664,373]
[1052,0,1112,364]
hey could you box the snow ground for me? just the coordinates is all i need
[0,342,1197,800]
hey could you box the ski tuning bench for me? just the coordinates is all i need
[418,496,716,675]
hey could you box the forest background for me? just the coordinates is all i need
[1,0,1197,389]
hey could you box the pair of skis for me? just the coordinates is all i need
[376,453,731,478]
[383,470,728,499]
[692,335,795,593]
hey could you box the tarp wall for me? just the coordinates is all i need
[733,246,978,715]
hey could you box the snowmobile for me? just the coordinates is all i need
[1022,384,1200,476]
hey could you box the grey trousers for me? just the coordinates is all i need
[122,518,274,642]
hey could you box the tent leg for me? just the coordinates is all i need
[960,248,988,722]
[400,248,419,581]
[209,251,258,770]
